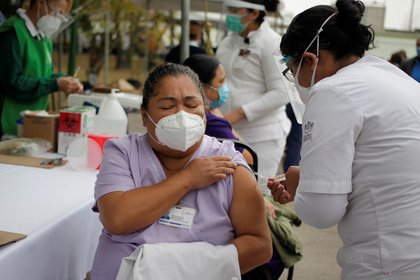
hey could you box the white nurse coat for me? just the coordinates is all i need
[295,55,420,280]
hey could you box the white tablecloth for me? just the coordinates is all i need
[0,163,102,280]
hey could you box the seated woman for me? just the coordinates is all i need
[183,54,254,165]
[90,63,272,279]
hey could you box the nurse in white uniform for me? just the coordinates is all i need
[216,0,291,191]
[268,0,420,279]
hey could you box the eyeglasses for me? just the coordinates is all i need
[282,64,295,82]
[274,54,296,83]
[205,84,218,91]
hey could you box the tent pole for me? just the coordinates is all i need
[144,0,150,72]
[180,0,190,63]
[104,0,111,86]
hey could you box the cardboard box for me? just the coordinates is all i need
[58,106,96,154]
[23,114,59,152]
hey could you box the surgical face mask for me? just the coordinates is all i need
[147,110,205,152]
[273,12,337,124]
[225,14,248,33]
[293,56,318,105]
[209,84,229,109]
[37,1,65,37]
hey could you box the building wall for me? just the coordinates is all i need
[368,36,418,60]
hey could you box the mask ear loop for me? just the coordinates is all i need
[310,35,320,87]
[300,12,337,86]
[43,0,49,16]
[36,0,44,22]
[302,12,337,57]
[205,84,218,91]
[145,113,166,146]
[146,113,161,129]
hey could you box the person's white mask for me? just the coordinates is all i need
[37,1,65,37]
[294,56,318,105]
[147,110,205,152]
[37,15,62,37]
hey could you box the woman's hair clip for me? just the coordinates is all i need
[280,56,293,64]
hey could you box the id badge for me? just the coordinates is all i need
[159,205,196,229]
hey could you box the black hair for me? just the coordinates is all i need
[389,50,407,65]
[141,63,204,110]
[244,0,279,25]
[280,0,375,61]
[189,20,202,41]
[182,54,220,85]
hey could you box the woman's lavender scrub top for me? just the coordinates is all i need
[90,134,250,280]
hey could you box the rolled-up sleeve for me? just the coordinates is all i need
[299,84,363,195]
[94,139,136,201]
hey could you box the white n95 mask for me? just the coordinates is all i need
[37,15,62,37]
[37,1,66,38]
[147,110,205,152]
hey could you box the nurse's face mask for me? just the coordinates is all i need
[147,110,205,152]
[225,13,249,34]
[224,0,265,34]
[273,12,337,124]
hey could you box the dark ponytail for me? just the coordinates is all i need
[280,0,374,61]
[336,0,365,26]
[334,0,374,57]
[263,0,279,13]
[183,54,220,85]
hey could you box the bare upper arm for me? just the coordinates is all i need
[229,165,269,238]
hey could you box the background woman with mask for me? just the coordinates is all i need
[183,54,255,164]
[269,0,420,279]
[0,0,83,138]
[91,63,272,279]
[216,0,291,193]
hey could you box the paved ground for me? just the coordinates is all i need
[279,210,342,280]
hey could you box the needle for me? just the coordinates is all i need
[273,176,286,183]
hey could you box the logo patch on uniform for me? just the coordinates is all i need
[303,121,314,142]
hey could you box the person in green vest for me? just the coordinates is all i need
[0,0,83,139]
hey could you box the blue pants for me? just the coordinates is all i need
[283,104,302,172]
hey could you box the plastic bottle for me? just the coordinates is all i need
[92,89,128,137]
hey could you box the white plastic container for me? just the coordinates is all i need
[92,89,128,137]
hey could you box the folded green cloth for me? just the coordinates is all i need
[265,196,303,268]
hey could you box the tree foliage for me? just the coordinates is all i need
[78,0,173,77]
